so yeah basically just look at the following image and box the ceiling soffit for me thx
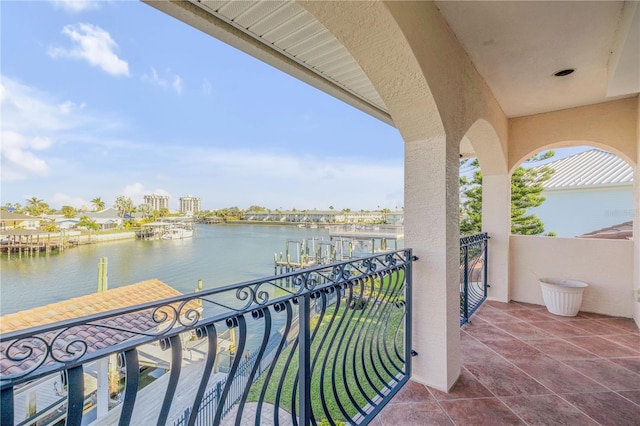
[193,0,388,115]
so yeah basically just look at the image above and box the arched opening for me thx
[511,145,634,239]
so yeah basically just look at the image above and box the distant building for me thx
[0,211,41,230]
[529,149,634,237]
[179,195,200,215]
[144,194,169,211]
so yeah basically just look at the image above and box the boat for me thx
[161,226,193,240]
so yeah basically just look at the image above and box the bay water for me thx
[0,224,328,316]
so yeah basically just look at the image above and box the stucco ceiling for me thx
[435,0,640,117]
[148,1,639,122]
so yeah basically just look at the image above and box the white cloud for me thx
[141,67,183,95]
[51,0,102,13]
[0,131,50,180]
[59,100,86,115]
[0,76,119,182]
[48,23,129,76]
[52,193,89,209]
[173,75,183,95]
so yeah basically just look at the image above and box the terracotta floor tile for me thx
[460,335,500,365]
[618,390,640,406]
[473,308,522,323]
[439,398,525,425]
[602,333,640,352]
[565,336,639,357]
[501,394,599,426]
[503,309,557,323]
[609,357,640,375]
[482,339,551,362]
[378,402,452,426]
[526,338,599,361]
[514,360,606,393]
[562,391,640,426]
[375,303,639,425]
[492,321,553,340]
[428,367,493,400]
[564,359,640,391]
[463,324,516,343]
[465,360,550,396]
[596,318,640,334]
[564,319,631,336]
[386,380,433,404]
[529,320,591,338]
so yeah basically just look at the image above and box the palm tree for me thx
[25,197,45,216]
[91,197,106,212]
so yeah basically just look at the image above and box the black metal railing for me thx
[1,249,413,426]
[460,233,489,325]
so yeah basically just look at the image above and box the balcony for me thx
[2,233,639,425]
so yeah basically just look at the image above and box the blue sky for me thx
[1,0,405,211]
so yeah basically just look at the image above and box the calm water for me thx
[0,224,328,316]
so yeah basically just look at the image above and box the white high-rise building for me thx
[144,194,169,211]
[180,195,200,215]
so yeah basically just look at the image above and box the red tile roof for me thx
[0,279,201,377]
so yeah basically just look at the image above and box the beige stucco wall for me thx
[508,97,638,171]
[510,235,634,318]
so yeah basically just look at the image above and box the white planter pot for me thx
[539,278,588,317]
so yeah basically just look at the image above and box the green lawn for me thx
[246,271,407,423]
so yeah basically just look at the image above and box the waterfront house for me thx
[2,2,639,425]
[0,211,41,230]
[85,208,124,230]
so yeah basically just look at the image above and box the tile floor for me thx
[375,301,640,425]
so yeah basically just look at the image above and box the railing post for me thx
[406,250,414,377]
[463,245,470,323]
[1,386,14,426]
[298,293,311,425]
[483,234,489,297]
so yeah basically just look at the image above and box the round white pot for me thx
[539,278,588,317]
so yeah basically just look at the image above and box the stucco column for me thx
[482,174,511,302]
[405,136,460,392]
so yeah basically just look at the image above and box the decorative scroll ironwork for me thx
[1,249,412,426]
[460,232,490,324]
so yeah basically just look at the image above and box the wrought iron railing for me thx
[460,233,489,325]
[1,249,413,426]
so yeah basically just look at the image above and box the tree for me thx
[247,205,266,212]
[138,203,152,218]
[113,195,134,218]
[77,215,100,231]
[460,151,555,235]
[61,206,76,218]
[42,218,59,232]
[91,197,106,212]
[25,197,48,216]
[329,205,334,210]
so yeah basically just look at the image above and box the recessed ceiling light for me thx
[554,68,575,77]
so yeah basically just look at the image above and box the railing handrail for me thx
[1,250,407,344]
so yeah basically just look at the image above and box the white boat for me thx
[161,226,193,240]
